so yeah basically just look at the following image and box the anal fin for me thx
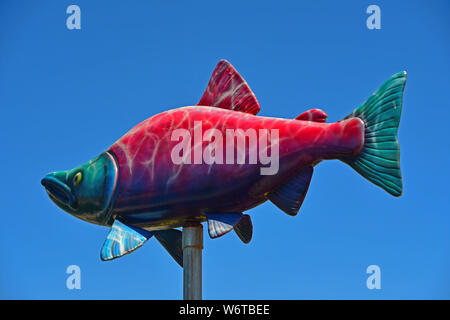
[267,166,313,216]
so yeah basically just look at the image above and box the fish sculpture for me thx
[41,60,406,266]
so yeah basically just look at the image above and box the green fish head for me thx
[41,152,118,225]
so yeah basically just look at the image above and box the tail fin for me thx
[342,71,407,196]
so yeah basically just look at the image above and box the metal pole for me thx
[182,222,203,300]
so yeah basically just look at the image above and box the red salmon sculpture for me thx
[41,60,406,265]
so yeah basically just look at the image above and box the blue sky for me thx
[1,0,449,299]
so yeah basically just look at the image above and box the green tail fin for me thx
[342,71,407,196]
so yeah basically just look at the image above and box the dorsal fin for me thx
[296,109,328,122]
[267,166,314,216]
[197,60,260,115]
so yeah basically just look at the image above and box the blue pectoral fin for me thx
[206,212,242,239]
[154,229,183,267]
[234,214,253,244]
[267,166,313,216]
[101,219,154,261]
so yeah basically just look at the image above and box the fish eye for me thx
[73,172,83,187]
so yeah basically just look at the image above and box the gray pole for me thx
[182,222,203,300]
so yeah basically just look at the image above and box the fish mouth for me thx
[41,174,77,209]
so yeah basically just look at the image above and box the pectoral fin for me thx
[154,229,183,267]
[267,166,314,216]
[100,219,154,261]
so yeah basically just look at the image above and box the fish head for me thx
[41,152,118,225]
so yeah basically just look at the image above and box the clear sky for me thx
[1,0,449,299]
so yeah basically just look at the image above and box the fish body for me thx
[41,60,406,264]
[108,106,364,229]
